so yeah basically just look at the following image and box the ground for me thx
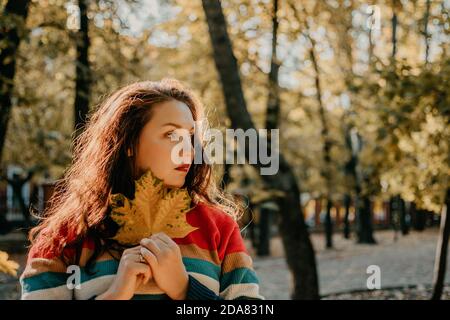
[1,228,449,299]
[249,228,450,299]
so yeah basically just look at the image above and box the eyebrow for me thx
[161,122,195,130]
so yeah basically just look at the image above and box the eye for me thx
[166,131,178,140]
[166,130,195,144]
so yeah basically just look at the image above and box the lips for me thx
[175,164,190,172]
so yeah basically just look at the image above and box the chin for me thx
[164,178,185,189]
[162,169,190,188]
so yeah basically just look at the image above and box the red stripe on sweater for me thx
[173,202,247,260]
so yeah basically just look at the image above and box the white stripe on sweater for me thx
[220,283,264,300]
[21,284,73,300]
[188,271,220,295]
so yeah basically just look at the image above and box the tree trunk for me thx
[74,0,92,134]
[351,132,376,244]
[324,198,333,248]
[368,6,375,66]
[431,188,450,300]
[391,0,398,61]
[264,0,280,134]
[257,203,272,256]
[14,186,31,227]
[307,23,334,249]
[412,203,427,231]
[357,196,376,244]
[334,7,359,242]
[391,195,409,235]
[343,126,362,242]
[201,0,319,299]
[399,196,409,235]
[423,0,431,65]
[256,0,279,257]
[343,194,351,239]
[389,196,399,241]
[0,0,31,162]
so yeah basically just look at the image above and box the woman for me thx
[20,79,263,300]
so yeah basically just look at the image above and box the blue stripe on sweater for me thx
[182,257,220,280]
[219,268,259,292]
[21,272,69,292]
[21,258,222,293]
[21,260,119,292]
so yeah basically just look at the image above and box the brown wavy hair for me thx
[28,78,243,268]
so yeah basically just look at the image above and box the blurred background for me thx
[0,0,449,300]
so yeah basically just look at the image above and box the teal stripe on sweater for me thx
[182,257,221,280]
[21,260,119,293]
[22,258,220,293]
[84,258,220,282]
[79,260,119,283]
[21,272,69,293]
[219,268,259,292]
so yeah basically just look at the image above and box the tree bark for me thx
[356,196,376,244]
[310,43,333,248]
[351,131,376,244]
[74,0,92,135]
[264,0,280,134]
[391,0,398,61]
[423,0,431,65]
[0,0,31,162]
[303,7,334,249]
[412,203,427,231]
[343,194,351,239]
[399,196,409,235]
[390,195,409,236]
[201,0,319,299]
[324,198,333,248]
[257,204,272,256]
[334,1,378,244]
[389,196,399,241]
[431,188,450,300]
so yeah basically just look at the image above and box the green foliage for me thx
[355,58,449,212]
[1,0,448,212]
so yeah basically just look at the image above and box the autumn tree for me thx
[0,0,31,162]
[201,0,319,299]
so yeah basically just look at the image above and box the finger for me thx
[156,233,180,252]
[154,232,174,247]
[133,252,152,267]
[136,274,143,286]
[140,246,158,268]
[140,238,162,255]
[134,262,152,282]
[142,266,152,284]
[138,264,152,285]
[123,245,142,256]
[125,252,143,264]
[152,237,170,250]
[127,245,142,252]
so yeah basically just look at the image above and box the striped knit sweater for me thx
[20,202,264,300]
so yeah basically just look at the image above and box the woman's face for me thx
[135,99,195,188]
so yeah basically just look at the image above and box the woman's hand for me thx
[96,246,152,300]
[140,232,189,300]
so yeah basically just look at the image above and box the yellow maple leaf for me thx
[109,169,198,245]
[0,251,19,277]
